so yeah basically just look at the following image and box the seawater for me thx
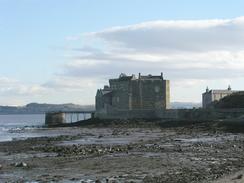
[0,113,90,142]
[0,114,45,142]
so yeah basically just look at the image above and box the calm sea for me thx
[0,114,45,142]
[0,113,90,142]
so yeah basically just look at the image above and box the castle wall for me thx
[110,79,130,110]
[95,108,244,120]
[164,80,170,109]
[202,92,212,108]
[95,91,112,111]
[129,79,170,110]
[95,93,103,111]
[95,107,179,119]
[133,79,160,109]
[95,73,171,119]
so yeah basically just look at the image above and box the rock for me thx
[95,179,102,183]
[70,177,79,181]
[15,162,28,167]
[107,178,117,183]
[143,175,154,182]
[233,174,243,180]
[98,135,103,138]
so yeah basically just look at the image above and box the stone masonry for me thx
[95,73,170,119]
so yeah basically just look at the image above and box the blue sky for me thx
[1,0,244,105]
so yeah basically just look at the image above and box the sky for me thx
[1,0,244,106]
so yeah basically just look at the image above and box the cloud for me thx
[62,17,244,79]
[41,76,101,105]
[0,77,48,96]
[42,76,101,91]
[62,50,244,81]
[4,17,244,105]
[87,17,244,53]
[61,17,244,102]
[0,77,51,105]
[0,76,98,105]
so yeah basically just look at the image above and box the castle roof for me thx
[96,89,112,96]
[211,90,233,94]
[101,90,112,95]
[109,74,164,82]
[140,75,163,80]
[204,89,239,94]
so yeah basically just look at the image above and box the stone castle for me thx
[45,74,244,125]
[95,73,170,119]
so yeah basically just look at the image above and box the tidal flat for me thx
[1,121,244,183]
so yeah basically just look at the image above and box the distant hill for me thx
[170,102,201,109]
[0,102,202,114]
[0,103,95,114]
[214,92,244,108]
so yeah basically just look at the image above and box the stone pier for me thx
[45,112,66,126]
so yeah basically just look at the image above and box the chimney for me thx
[139,73,141,79]
[228,85,231,91]
[161,72,163,78]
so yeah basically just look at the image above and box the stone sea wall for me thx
[95,108,244,120]
[45,108,244,126]
[45,112,66,126]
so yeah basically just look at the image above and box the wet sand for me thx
[1,121,244,182]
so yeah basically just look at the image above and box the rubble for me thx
[1,122,244,182]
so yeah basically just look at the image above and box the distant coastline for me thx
[0,103,95,115]
[0,102,200,115]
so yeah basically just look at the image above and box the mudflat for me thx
[1,121,244,183]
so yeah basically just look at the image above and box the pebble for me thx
[107,177,117,183]
[98,135,103,138]
[95,179,102,183]
[233,174,243,180]
[14,162,28,167]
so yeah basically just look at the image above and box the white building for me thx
[202,86,238,108]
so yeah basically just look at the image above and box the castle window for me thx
[154,86,160,93]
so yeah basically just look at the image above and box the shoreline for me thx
[1,120,244,182]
